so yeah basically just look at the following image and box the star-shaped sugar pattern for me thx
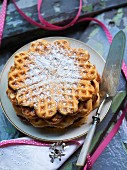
[15,41,94,117]
[17,43,81,103]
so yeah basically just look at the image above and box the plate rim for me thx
[0,36,111,142]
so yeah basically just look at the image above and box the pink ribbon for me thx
[0,139,50,147]
[122,61,127,80]
[0,138,81,147]
[12,0,82,31]
[0,1,127,169]
[0,0,7,46]
[84,103,127,170]
[37,0,82,30]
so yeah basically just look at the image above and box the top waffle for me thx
[7,39,100,126]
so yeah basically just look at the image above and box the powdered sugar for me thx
[18,41,82,106]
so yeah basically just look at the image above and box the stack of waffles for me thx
[7,39,101,128]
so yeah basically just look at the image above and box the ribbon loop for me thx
[37,0,82,30]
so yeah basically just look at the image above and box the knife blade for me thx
[101,30,126,97]
[76,30,126,167]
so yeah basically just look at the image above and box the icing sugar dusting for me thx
[17,42,82,106]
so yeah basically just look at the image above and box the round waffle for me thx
[7,39,101,128]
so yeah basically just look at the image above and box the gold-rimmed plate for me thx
[0,37,112,142]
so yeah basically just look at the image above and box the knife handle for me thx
[76,96,107,167]
[76,122,97,166]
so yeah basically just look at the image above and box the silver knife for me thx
[76,30,126,166]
